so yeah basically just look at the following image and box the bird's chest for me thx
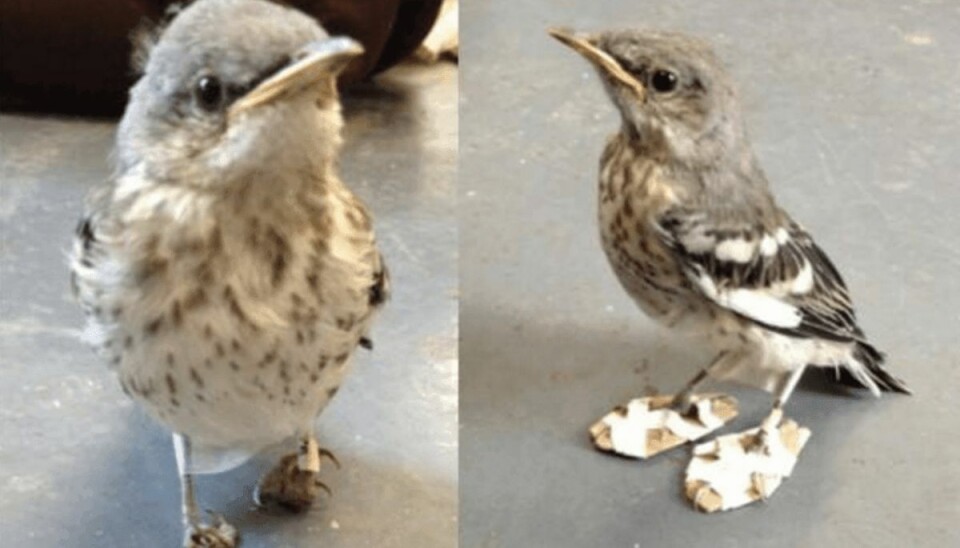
[597,147,692,321]
[104,192,378,435]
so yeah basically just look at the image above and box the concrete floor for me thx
[0,62,457,547]
[461,1,959,547]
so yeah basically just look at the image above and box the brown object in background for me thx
[301,0,443,81]
[0,0,442,116]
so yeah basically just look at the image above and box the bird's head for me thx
[117,0,363,189]
[549,28,747,166]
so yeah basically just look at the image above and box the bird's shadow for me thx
[343,79,409,106]
[340,67,422,137]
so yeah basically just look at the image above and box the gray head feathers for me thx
[590,29,750,169]
[116,0,343,188]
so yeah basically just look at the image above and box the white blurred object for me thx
[589,394,738,459]
[416,0,458,62]
[685,418,811,512]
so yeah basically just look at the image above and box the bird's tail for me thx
[829,342,911,395]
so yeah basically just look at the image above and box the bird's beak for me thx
[229,36,363,117]
[548,27,646,100]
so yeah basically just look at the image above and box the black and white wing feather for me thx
[656,207,909,393]
[69,184,123,350]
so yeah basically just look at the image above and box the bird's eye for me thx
[650,70,678,94]
[195,75,224,111]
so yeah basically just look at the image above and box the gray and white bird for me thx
[70,1,388,545]
[549,28,908,447]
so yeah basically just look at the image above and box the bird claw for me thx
[184,512,237,548]
[314,479,333,497]
[255,444,340,513]
[318,447,341,469]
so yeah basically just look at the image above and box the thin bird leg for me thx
[173,434,201,532]
[761,366,806,431]
[173,433,237,546]
[672,350,730,412]
[297,434,320,474]
[301,432,344,497]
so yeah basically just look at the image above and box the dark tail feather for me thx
[829,342,911,394]
[857,342,911,394]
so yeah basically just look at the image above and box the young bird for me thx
[70,1,389,545]
[549,28,908,443]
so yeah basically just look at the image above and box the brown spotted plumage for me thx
[69,1,387,545]
[551,27,908,468]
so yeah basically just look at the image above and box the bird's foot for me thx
[684,416,810,513]
[589,393,738,459]
[747,408,785,453]
[254,447,339,513]
[183,512,237,548]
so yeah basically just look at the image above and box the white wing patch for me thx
[714,238,755,263]
[679,228,716,254]
[774,227,790,244]
[759,234,778,256]
[789,260,814,295]
[693,269,803,329]
[723,289,803,328]
[763,259,815,297]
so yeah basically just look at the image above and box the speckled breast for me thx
[597,135,699,326]
[99,189,380,452]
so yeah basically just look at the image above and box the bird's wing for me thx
[369,253,390,308]
[70,215,100,297]
[69,185,117,304]
[358,252,389,351]
[655,207,864,342]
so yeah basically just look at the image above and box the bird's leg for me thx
[671,351,730,414]
[684,366,812,511]
[255,432,338,513]
[175,434,201,533]
[766,366,805,427]
[297,435,321,474]
[751,366,806,451]
[173,434,237,548]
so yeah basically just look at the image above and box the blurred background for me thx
[0,0,457,115]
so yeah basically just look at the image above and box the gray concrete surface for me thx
[461,1,959,546]
[0,62,457,547]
